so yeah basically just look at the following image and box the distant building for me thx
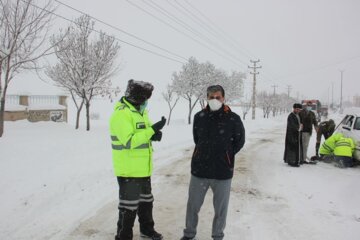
[4,95,68,122]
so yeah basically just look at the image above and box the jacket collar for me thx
[118,97,145,114]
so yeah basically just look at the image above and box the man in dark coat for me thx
[284,103,303,167]
[299,102,318,162]
[180,85,245,240]
[315,119,335,156]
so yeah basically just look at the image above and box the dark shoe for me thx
[288,163,300,167]
[310,155,319,161]
[180,237,196,240]
[140,230,163,240]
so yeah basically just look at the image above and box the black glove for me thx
[152,116,166,132]
[151,131,162,141]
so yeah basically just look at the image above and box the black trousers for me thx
[115,177,155,240]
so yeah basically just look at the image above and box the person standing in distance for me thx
[110,79,166,240]
[299,101,318,163]
[283,103,303,167]
[180,85,245,240]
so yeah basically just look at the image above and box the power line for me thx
[54,0,188,62]
[144,0,248,67]
[175,0,290,89]
[124,0,244,68]
[182,0,256,60]
[163,0,249,67]
[279,55,360,80]
[22,0,186,64]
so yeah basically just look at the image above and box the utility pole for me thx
[331,81,334,108]
[339,70,344,111]
[271,85,278,96]
[248,59,261,120]
[286,85,292,98]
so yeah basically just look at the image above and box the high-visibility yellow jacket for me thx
[334,137,355,157]
[109,97,155,177]
[319,133,343,155]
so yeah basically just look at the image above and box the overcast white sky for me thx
[10,0,360,105]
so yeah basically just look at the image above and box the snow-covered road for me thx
[67,124,360,240]
[2,109,360,240]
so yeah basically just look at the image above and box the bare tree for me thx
[172,57,202,124]
[162,84,179,125]
[257,91,272,118]
[241,101,251,120]
[196,61,213,108]
[0,0,55,137]
[46,15,120,130]
[225,71,245,103]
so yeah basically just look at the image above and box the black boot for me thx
[138,202,163,240]
[140,231,163,240]
[115,208,137,240]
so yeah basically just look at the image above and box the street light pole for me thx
[340,70,344,111]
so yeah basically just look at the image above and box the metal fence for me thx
[29,95,59,105]
[5,95,20,105]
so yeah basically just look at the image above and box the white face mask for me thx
[208,99,223,111]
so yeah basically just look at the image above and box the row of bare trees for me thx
[257,91,296,118]
[163,57,245,125]
[0,0,119,136]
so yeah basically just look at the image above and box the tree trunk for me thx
[188,98,192,125]
[85,100,90,131]
[199,99,205,109]
[75,99,84,129]
[0,84,8,137]
[166,97,179,126]
[0,97,5,137]
[167,109,173,126]
[75,108,81,129]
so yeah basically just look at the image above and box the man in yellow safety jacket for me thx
[110,79,166,240]
[333,136,355,168]
[318,133,355,167]
[319,133,343,156]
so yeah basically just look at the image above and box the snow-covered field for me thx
[1,100,360,240]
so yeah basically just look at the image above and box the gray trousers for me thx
[183,175,232,240]
[302,132,311,160]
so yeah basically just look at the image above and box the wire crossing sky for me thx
[10,0,360,104]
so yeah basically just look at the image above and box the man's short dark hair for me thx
[293,103,302,109]
[207,85,225,97]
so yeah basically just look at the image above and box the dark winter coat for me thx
[191,105,245,180]
[316,120,335,142]
[299,109,318,134]
[284,112,303,166]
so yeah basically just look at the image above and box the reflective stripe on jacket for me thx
[109,97,155,177]
[334,137,355,157]
[319,133,343,155]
